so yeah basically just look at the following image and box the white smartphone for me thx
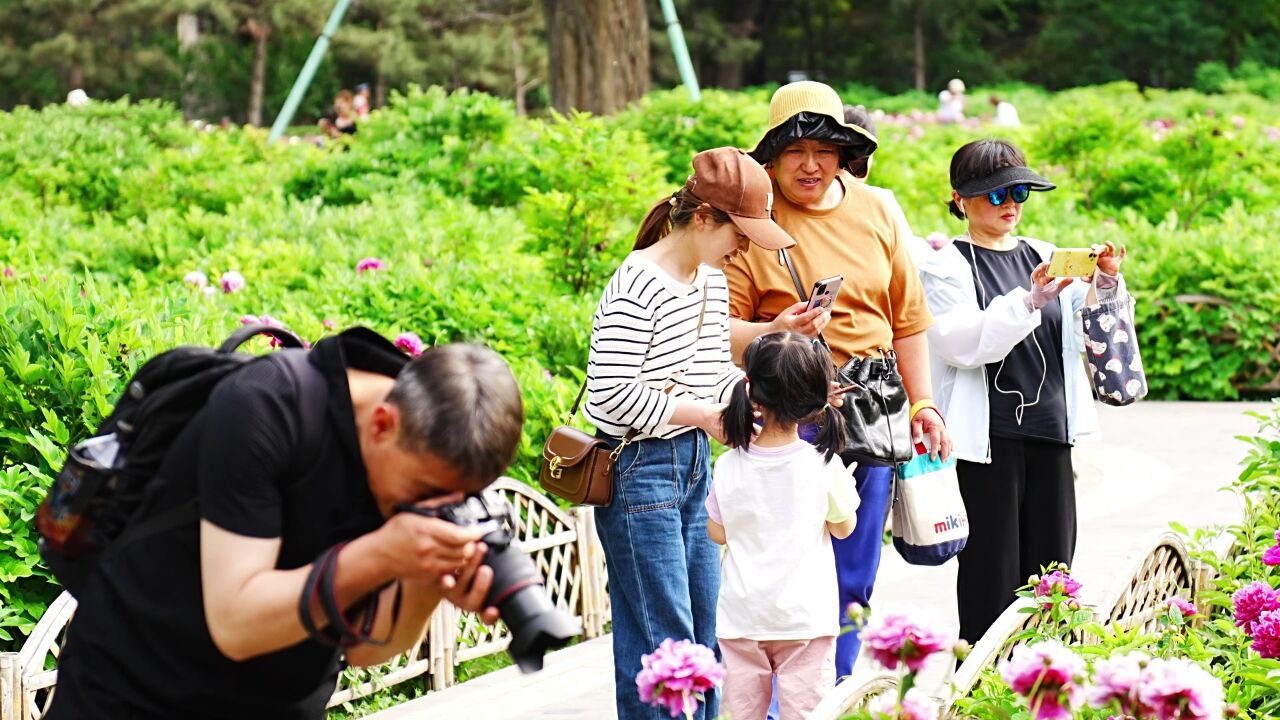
[806,275,843,312]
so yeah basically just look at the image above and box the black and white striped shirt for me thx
[586,254,743,440]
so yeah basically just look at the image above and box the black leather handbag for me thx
[780,248,913,466]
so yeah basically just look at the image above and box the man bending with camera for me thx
[47,327,523,720]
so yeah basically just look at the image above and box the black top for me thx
[954,240,1068,445]
[49,329,408,720]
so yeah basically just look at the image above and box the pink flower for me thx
[4,266,16,278]
[925,232,950,250]
[998,640,1085,720]
[635,639,724,718]
[1274,528,1280,543]
[1267,127,1280,142]
[860,612,953,672]
[1135,657,1224,720]
[239,314,287,347]
[356,257,386,273]
[1232,581,1280,632]
[322,319,337,330]
[1168,597,1198,618]
[1088,651,1148,715]
[1035,570,1082,609]
[219,271,246,294]
[1231,115,1246,129]
[1263,545,1280,566]
[394,332,425,358]
[183,270,208,288]
[1251,608,1280,659]
[867,688,937,720]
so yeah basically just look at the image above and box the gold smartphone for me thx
[1047,248,1099,278]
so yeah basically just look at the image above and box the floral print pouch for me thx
[1083,295,1148,406]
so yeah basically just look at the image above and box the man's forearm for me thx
[202,522,398,661]
[346,579,443,666]
[892,330,934,404]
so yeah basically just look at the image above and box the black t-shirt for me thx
[49,329,407,720]
[954,240,1068,444]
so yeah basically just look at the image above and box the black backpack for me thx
[36,324,324,597]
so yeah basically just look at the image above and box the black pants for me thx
[955,436,1076,644]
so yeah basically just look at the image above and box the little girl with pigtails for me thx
[705,331,861,720]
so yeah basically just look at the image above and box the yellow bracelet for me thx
[909,399,938,422]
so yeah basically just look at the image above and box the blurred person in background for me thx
[990,95,1021,127]
[937,78,967,123]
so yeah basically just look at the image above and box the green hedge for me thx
[2,83,1279,654]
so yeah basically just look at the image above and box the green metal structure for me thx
[269,0,699,141]
[657,0,701,100]
[267,0,355,143]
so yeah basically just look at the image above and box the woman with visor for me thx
[915,139,1128,644]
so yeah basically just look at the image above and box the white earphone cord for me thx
[963,225,1047,427]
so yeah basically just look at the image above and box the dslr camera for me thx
[397,493,578,673]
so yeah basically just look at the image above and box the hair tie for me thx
[668,191,679,207]
[823,403,831,413]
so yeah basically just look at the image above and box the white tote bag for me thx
[891,450,969,566]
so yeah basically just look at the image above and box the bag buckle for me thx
[609,439,630,462]
[548,455,563,479]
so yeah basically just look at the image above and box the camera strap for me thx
[298,542,387,648]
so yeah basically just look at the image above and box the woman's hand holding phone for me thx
[770,301,829,338]
[1091,240,1126,276]
[1025,263,1073,312]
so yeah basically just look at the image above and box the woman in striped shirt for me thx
[587,148,797,720]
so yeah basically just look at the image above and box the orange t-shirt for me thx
[725,174,933,365]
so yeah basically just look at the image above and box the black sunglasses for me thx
[985,184,1032,206]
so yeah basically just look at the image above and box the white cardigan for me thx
[916,238,1124,463]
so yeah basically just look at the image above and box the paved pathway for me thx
[370,402,1267,720]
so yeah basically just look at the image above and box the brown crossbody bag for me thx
[540,284,707,506]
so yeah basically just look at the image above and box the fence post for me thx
[0,652,20,720]
[572,507,600,638]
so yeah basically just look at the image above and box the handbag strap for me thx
[778,247,834,355]
[777,248,895,362]
[567,279,710,439]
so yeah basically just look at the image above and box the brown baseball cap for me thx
[688,147,796,250]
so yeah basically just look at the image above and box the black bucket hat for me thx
[749,82,878,166]
[953,165,1056,198]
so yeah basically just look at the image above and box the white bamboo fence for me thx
[811,530,1221,720]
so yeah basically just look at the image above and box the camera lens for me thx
[481,530,578,673]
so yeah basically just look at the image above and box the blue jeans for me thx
[595,431,720,720]
[833,459,894,680]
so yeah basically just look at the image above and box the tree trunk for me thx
[177,13,200,119]
[541,0,649,114]
[246,19,271,127]
[513,30,527,116]
[715,7,765,90]
[913,0,926,92]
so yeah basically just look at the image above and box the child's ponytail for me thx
[813,402,847,461]
[721,377,756,451]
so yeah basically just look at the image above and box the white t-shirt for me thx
[706,441,859,640]
[995,101,1021,127]
[937,90,965,123]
